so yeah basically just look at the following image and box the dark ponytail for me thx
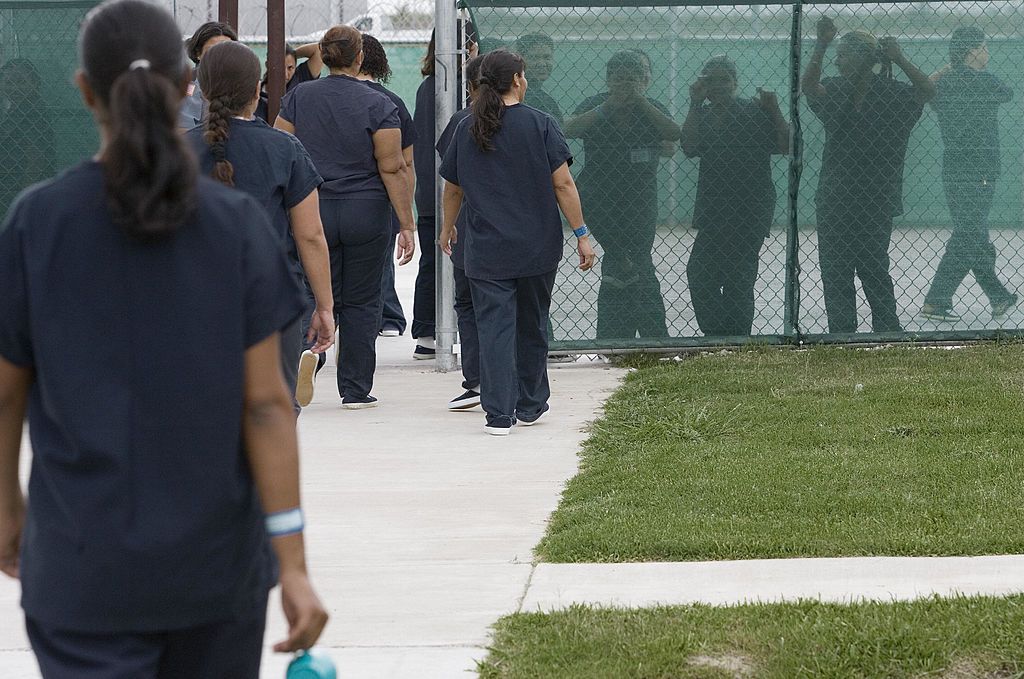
[197,41,262,187]
[471,50,524,152]
[80,0,197,243]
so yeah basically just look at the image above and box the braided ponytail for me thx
[196,41,262,187]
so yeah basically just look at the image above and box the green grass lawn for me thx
[478,596,1024,678]
[538,345,1024,562]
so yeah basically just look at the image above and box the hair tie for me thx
[478,75,492,86]
[129,59,151,71]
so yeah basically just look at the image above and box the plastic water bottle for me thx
[286,648,337,679]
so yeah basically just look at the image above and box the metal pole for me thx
[266,0,286,123]
[434,0,458,372]
[784,1,803,339]
[217,0,238,31]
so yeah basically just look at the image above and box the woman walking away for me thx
[439,50,597,435]
[189,40,335,410]
[0,1,328,676]
[921,27,1017,323]
[802,17,934,334]
[355,33,417,338]
[681,55,789,337]
[276,26,415,409]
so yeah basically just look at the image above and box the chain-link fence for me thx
[461,0,1024,349]
[0,0,99,218]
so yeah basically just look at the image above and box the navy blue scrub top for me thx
[437,107,471,269]
[0,162,304,633]
[186,117,323,285]
[439,104,572,281]
[279,74,400,200]
[413,75,438,217]
[365,80,417,234]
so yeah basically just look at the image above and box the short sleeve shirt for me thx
[0,162,304,632]
[439,104,572,280]
[573,93,671,215]
[279,74,400,199]
[437,108,472,269]
[807,74,924,215]
[691,98,778,232]
[187,118,322,284]
[525,86,564,128]
[932,66,1014,181]
[178,78,204,130]
[366,81,417,150]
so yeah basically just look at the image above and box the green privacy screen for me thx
[460,0,1024,349]
[0,0,100,217]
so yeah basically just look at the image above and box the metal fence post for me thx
[434,0,459,372]
[784,0,804,340]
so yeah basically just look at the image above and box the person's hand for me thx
[931,63,952,82]
[577,237,597,272]
[396,229,416,266]
[440,224,457,256]
[306,308,335,355]
[273,570,329,653]
[0,493,25,579]
[689,77,708,104]
[880,37,902,63]
[467,40,479,59]
[755,88,780,112]
[816,17,837,46]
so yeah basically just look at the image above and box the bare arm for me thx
[440,181,463,256]
[551,162,596,271]
[373,128,416,265]
[755,89,791,155]
[288,190,335,354]
[637,97,681,141]
[802,18,836,99]
[0,357,30,579]
[274,117,296,135]
[563,104,602,138]
[243,333,328,652]
[883,38,936,104]
[295,42,324,78]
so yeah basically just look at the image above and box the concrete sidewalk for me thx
[0,256,626,678]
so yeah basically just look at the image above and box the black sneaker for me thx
[448,389,481,411]
[992,294,1019,320]
[920,303,960,322]
[413,345,436,360]
[484,422,512,436]
[342,395,378,410]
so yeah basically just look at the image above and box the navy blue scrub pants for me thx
[280,316,303,413]
[687,224,767,337]
[321,198,391,400]
[379,227,408,333]
[412,214,436,339]
[469,270,556,427]
[454,265,479,390]
[817,201,902,334]
[589,202,668,340]
[26,598,267,679]
[925,179,1012,309]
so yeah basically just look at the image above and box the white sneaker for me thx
[296,350,319,407]
[379,328,401,337]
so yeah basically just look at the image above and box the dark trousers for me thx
[454,265,479,390]
[590,209,668,340]
[470,271,556,427]
[280,316,303,413]
[817,203,902,334]
[412,214,436,339]
[687,227,766,337]
[925,180,1011,308]
[321,198,391,399]
[379,229,407,333]
[26,599,267,679]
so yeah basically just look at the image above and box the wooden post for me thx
[217,0,237,31]
[266,0,285,123]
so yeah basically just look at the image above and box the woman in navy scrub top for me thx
[276,25,416,409]
[355,33,417,338]
[439,50,597,435]
[0,1,328,676]
[188,41,335,409]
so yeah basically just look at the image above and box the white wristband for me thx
[266,508,305,537]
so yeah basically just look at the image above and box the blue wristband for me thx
[266,508,305,538]
[573,224,590,238]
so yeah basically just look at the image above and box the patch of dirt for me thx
[935,658,1017,679]
[686,654,756,678]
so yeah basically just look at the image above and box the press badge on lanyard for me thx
[630,147,654,164]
